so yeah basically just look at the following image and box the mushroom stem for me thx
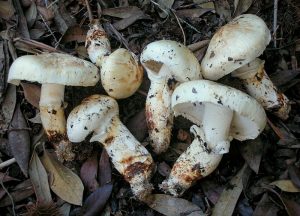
[232,58,290,120]
[160,125,222,197]
[39,83,74,161]
[91,116,154,201]
[202,102,233,154]
[145,66,175,154]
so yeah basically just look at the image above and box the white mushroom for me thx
[100,48,143,99]
[201,14,290,120]
[8,53,99,161]
[67,95,154,201]
[140,40,202,154]
[160,80,266,196]
[86,21,143,99]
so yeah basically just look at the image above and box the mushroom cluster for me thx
[86,20,143,99]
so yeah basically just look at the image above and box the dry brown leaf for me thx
[0,0,15,19]
[212,164,248,216]
[40,150,84,205]
[8,103,30,177]
[37,6,54,21]
[156,0,174,18]
[253,193,280,216]
[0,172,19,182]
[99,149,111,186]
[126,109,147,142]
[270,180,300,193]
[214,0,231,21]
[102,6,142,18]
[175,8,212,18]
[0,85,16,133]
[113,10,146,31]
[21,82,41,108]
[29,151,52,203]
[233,0,253,17]
[30,28,46,40]
[148,194,205,216]
[62,26,87,43]
[288,165,300,188]
[52,2,76,35]
[80,152,99,192]
[25,2,37,28]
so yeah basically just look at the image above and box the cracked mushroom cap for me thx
[101,48,143,99]
[140,40,201,81]
[8,53,99,86]
[67,95,119,143]
[201,14,271,80]
[172,80,267,141]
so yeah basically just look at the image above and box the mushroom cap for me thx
[171,80,267,141]
[101,48,143,99]
[67,95,119,143]
[140,40,201,82]
[201,14,271,80]
[8,53,99,86]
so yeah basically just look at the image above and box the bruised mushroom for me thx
[140,40,201,154]
[8,53,99,161]
[86,20,143,99]
[160,80,266,196]
[67,95,154,201]
[201,14,290,120]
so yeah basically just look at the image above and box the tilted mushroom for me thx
[140,40,202,154]
[86,20,143,99]
[160,80,266,196]
[8,53,99,161]
[67,95,154,201]
[201,14,290,120]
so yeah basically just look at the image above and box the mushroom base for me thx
[160,127,222,197]
[40,84,74,161]
[232,58,291,120]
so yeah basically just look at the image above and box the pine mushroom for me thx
[8,53,99,161]
[86,20,143,99]
[201,14,290,120]
[140,40,202,154]
[67,95,154,201]
[160,80,266,196]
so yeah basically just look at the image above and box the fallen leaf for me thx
[212,164,248,216]
[156,0,174,18]
[148,194,205,216]
[8,103,30,177]
[98,149,111,186]
[102,6,142,18]
[175,8,213,18]
[233,0,253,17]
[0,179,34,207]
[0,84,16,133]
[28,112,42,124]
[113,10,146,30]
[281,197,300,216]
[0,188,5,200]
[81,183,113,216]
[288,165,300,188]
[270,180,300,193]
[29,28,46,40]
[29,151,52,203]
[201,179,224,204]
[52,2,76,35]
[253,193,280,216]
[21,82,41,108]
[25,2,37,28]
[40,150,84,205]
[0,172,19,182]
[37,6,54,21]
[59,203,71,216]
[80,152,99,192]
[214,0,231,21]
[157,162,171,177]
[239,136,264,174]
[0,0,15,19]
[62,26,87,43]
[126,109,148,142]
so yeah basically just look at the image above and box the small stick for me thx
[85,0,93,22]
[137,89,147,97]
[171,10,186,46]
[273,0,279,48]
[188,40,210,52]
[0,158,17,169]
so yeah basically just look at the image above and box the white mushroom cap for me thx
[67,95,119,143]
[201,14,271,80]
[140,40,202,81]
[8,53,99,86]
[101,48,143,99]
[172,80,267,141]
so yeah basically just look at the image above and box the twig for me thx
[0,172,16,216]
[13,37,63,53]
[171,10,186,46]
[40,14,59,45]
[137,90,147,97]
[188,40,210,52]
[273,0,279,48]
[0,158,17,169]
[85,0,93,22]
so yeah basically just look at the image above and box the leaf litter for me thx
[0,0,299,215]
